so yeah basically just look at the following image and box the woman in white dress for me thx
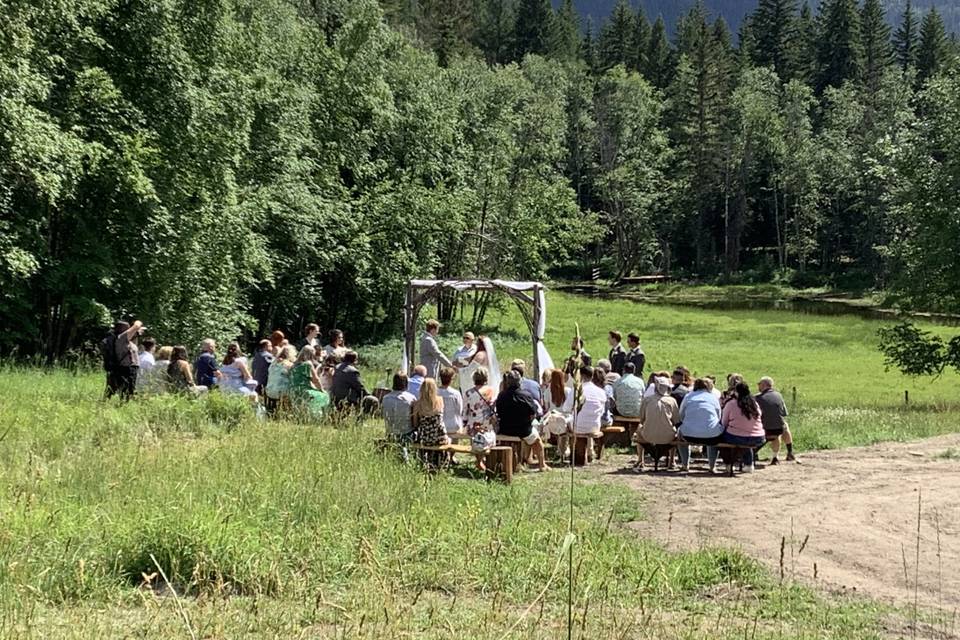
[458,335,501,398]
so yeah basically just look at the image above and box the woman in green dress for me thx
[288,345,330,417]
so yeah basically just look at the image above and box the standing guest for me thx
[496,371,549,471]
[195,339,220,388]
[270,330,286,354]
[756,376,796,464]
[563,337,592,377]
[437,367,464,437]
[419,319,453,379]
[137,338,157,390]
[407,365,427,397]
[607,331,627,375]
[167,346,207,394]
[100,326,121,397]
[677,378,725,473]
[323,329,347,361]
[220,343,257,397]
[544,369,575,459]
[413,378,449,447]
[720,381,766,473]
[251,339,274,395]
[670,366,692,407]
[266,345,297,413]
[574,365,608,463]
[510,359,543,414]
[626,333,646,375]
[289,346,330,416]
[453,332,478,391]
[296,323,320,350]
[635,378,680,471]
[463,367,497,471]
[383,372,417,461]
[113,320,143,401]
[331,350,370,410]
[613,362,645,417]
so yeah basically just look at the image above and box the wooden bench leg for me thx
[485,446,513,484]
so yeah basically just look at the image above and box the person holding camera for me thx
[112,319,144,401]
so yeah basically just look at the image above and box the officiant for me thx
[453,331,478,391]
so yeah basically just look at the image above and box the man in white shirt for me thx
[136,338,156,389]
[383,372,417,462]
[575,365,608,437]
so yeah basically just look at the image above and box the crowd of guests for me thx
[383,326,796,475]
[100,321,378,417]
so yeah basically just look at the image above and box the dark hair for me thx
[693,378,710,392]
[168,345,188,379]
[304,323,319,336]
[609,330,622,342]
[503,369,521,390]
[579,364,594,379]
[258,339,271,351]
[329,329,343,344]
[592,368,606,386]
[624,362,636,374]
[270,330,285,348]
[114,321,130,335]
[222,343,241,366]
[142,338,156,351]
[392,371,408,391]
[673,366,693,386]
[734,382,760,420]
[627,333,639,344]
[439,367,455,386]
[572,337,585,347]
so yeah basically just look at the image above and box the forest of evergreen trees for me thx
[2,0,959,357]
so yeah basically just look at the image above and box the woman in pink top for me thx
[720,382,766,473]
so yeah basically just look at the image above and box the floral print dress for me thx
[463,385,497,453]
[417,410,448,447]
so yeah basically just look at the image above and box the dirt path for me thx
[599,433,960,608]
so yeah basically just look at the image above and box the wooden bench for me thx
[611,415,642,446]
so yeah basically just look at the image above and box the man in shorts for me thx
[755,376,796,464]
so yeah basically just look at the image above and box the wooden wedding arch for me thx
[401,279,555,381]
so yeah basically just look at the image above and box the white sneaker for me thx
[743,464,755,473]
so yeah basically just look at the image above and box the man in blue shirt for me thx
[407,365,427,397]
[195,338,220,388]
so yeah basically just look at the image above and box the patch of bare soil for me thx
[599,434,960,609]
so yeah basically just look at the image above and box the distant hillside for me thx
[558,0,960,38]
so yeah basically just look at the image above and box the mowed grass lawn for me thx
[2,292,959,638]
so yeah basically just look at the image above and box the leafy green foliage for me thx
[877,322,948,376]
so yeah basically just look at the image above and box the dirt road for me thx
[601,434,960,608]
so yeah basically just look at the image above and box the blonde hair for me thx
[416,378,443,417]
[156,346,173,361]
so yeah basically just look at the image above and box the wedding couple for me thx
[419,321,501,393]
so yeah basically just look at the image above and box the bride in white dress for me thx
[458,334,501,396]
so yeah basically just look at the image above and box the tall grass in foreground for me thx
[0,369,900,638]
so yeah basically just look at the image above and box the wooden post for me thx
[485,446,513,484]
[791,386,797,407]
[905,390,909,405]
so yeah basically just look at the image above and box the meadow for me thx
[1,291,958,638]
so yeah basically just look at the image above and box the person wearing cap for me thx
[419,319,452,379]
[510,359,543,415]
[635,377,680,471]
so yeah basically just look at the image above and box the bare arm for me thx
[124,321,143,340]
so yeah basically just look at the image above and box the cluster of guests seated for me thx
[102,320,378,417]
[382,326,796,476]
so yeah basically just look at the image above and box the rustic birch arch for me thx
[401,279,555,381]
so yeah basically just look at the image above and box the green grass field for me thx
[2,291,958,638]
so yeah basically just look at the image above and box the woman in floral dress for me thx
[462,367,497,471]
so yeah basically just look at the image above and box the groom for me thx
[419,319,453,379]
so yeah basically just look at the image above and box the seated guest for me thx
[643,370,671,399]
[413,378,449,447]
[544,368,575,459]
[382,371,417,462]
[613,362,644,417]
[270,330,286,354]
[331,351,375,411]
[635,378,680,471]
[720,381,766,473]
[496,371,549,471]
[324,329,347,361]
[670,366,692,406]
[592,367,615,424]
[289,346,330,417]
[626,333,646,375]
[463,368,497,471]
[220,344,258,397]
[407,365,427,397]
[167,346,208,395]
[251,339,274,395]
[756,376,795,463]
[563,337,592,378]
[510,359,543,415]
[437,367,463,436]
[195,339,220,388]
[297,323,320,350]
[137,338,157,389]
[574,365,608,463]
[705,375,723,400]
[721,373,744,407]
[319,355,337,392]
[607,331,627,375]
[539,367,554,411]
[677,378,724,473]
[265,345,297,413]
[148,346,173,392]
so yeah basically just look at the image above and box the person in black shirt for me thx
[670,366,692,406]
[495,371,549,471]
[563,337,592,378]
[607,331,627,375]
[626,333,645,375]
